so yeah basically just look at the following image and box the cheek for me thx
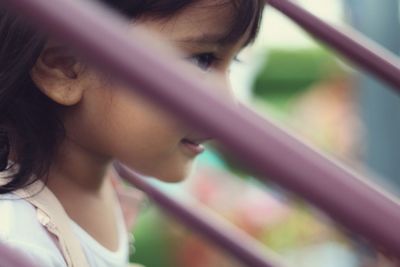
[95,87,188,172]
[110,97,195,180]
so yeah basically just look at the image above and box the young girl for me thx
[0,0,263,266]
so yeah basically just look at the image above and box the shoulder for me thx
[0,193,66,266]
[0,193,45,242]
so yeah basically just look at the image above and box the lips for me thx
[181,137,212,145]
[180,136,212,156]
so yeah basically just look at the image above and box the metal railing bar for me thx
[265,0,400,92]
[0,241,41,267]
[114,162,289,267]
[1,0,400,258]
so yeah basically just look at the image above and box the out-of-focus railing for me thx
[266,0,400,92]
[0,240,43,267]
[114,163,288,267]
[0,0,399,266]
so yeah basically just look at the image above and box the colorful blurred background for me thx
[129,1,400,266]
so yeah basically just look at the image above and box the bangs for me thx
[100,0,264,46]
[218,0,264,46]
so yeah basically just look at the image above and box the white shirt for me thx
[0,192,130,267]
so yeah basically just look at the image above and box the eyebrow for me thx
[178,32,235,46]
[177,30,253,50]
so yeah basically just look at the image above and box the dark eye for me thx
[189,53,219,71]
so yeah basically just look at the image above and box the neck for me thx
[45,138,112,196]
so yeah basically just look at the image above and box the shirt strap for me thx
[12,180,90,267]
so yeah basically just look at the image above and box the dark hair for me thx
[0,0,264,193]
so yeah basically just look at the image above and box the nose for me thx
[207,71,237,104]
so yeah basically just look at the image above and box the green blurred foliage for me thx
[253,48,344,110]
[131,208,176,267]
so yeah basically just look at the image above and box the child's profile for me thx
[0,1,264,266]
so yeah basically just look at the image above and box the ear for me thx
[30,41,85,106]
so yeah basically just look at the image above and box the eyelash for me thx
[189,53,220,71]
[188,53,243,71]
[233,56,242,64]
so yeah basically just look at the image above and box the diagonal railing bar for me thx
[265,0,400,92]
[114,162,288,267]
[1,0,400,259]
[0,241,42,267]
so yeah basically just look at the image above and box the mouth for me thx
[180,137,212,156]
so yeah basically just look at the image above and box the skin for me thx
[30,1,254,252]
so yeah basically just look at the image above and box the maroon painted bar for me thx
[265,0,400,92]
[1,0,400,260]
[114,162,287,267]
[0,241,41,267]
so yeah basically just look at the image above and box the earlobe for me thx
[30,43,85,106]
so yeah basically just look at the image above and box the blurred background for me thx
[129,1,400,266]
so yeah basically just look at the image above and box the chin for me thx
[120,157,195,183]
[150,163,195,183]
[152,170,190,183]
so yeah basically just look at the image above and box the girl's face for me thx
[51,1,254,182]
